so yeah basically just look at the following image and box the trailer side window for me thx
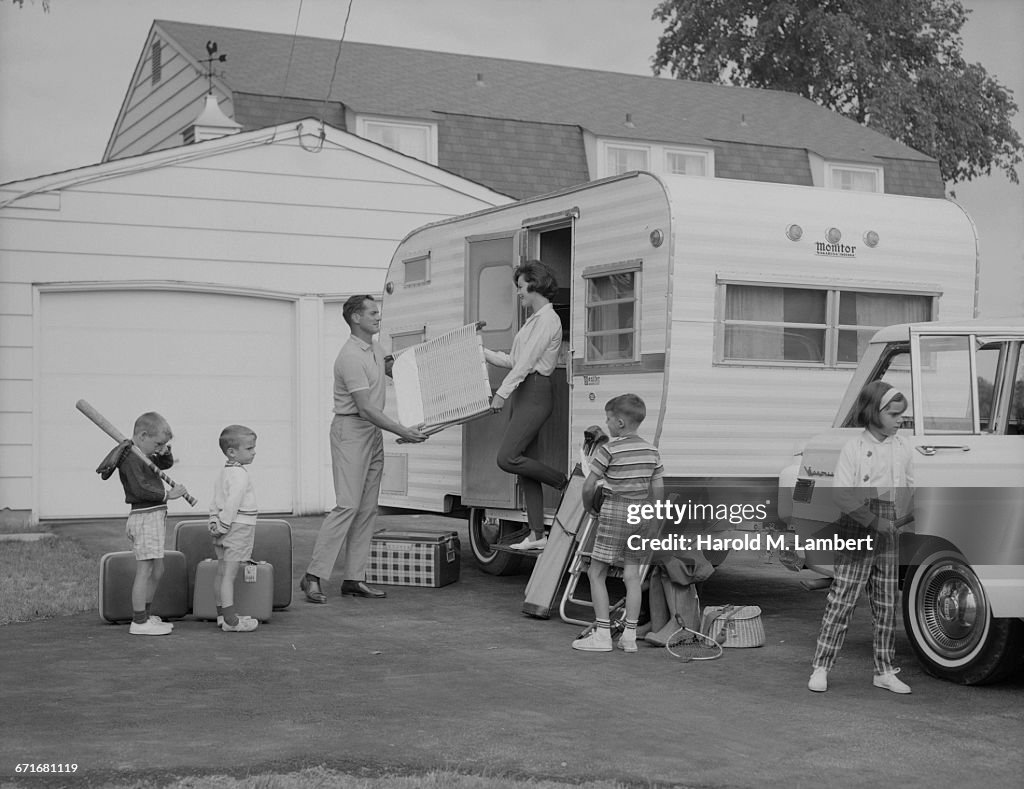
[403,254,430,286]
[582,262,641,364]
[722,285,827,363]
[717,282,934,367]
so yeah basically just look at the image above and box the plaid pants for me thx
[812,500,898,675]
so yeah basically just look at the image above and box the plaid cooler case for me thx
[367,529,461,587]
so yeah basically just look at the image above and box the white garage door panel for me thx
[39,290,295,519]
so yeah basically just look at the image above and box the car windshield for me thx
[838,344,914,428]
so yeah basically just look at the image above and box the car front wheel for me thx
[902,548,1024,685]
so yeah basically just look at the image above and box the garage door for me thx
[38,289,295,519]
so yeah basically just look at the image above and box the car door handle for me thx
[916,445,972,456]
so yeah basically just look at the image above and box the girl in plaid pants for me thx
[808,381,914,694]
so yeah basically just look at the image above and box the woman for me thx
[484,260,569,550]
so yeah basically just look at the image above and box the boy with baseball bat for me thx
[100,411,190,635]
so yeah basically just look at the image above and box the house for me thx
[105,20,945,200]
[0,120,509,523]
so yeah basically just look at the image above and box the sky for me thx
[1,0,1021,316]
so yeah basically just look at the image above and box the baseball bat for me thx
[75,399,197,507]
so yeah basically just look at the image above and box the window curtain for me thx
[724,286,784,360]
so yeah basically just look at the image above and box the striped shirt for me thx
[590,434,664,500]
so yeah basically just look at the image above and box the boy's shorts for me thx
[126,509,167,560]
[212,522,255,563]
[591,495,658,565]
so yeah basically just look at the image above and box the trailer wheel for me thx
[468,508,527,576]
[902,548,1024,685]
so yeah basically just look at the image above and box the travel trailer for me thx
[377,172,979,576]
[777,317,1024,684]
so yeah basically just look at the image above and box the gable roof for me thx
[1,119,511,208]
[151,19,932,166]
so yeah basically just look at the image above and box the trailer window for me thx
[583,264,640,363]
[478,265,514,333]
[718,282,933,367]
[722,285,827,363]
[837,291,931,362]
[403,254,430,286]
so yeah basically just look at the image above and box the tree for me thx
[651,0,1022,185]
[8,0,51,10]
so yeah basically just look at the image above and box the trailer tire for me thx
[902,547,1024,685]
[468,508,527,576]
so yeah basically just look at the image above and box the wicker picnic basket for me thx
[701,604,765,648]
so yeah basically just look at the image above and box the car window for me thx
[1007,350,1024,436]
[976,345,1001,432]
[918,335,974,434]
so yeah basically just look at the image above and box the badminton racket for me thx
[664,613,723,662]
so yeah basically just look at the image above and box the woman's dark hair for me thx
[512,260,559,301]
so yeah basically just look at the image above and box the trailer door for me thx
[462,233,518,507]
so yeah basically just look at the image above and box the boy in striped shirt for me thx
[573,394,664,653]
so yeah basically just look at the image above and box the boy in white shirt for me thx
[208,425,259,633]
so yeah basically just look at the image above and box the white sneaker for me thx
[148,615,172,629]
[129,620,173,636]
[873,669,912,694]
[617,636,638,653]
[221,617,259,632]
[808,667,828,692]
[510,535,547,551]
[572,630,613,652]
[216,615,255,627]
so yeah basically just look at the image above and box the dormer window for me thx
[826,162,883,193]
[357,115,438,165]
[665,148,708,176]
[605,143,648,175]
[598,139,713,179]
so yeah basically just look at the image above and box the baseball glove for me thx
[152,447,174,470]
[95,439,133,480]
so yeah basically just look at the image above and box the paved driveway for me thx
[2,513,1022,787]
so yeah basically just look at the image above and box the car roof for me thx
[870,316,1024,344]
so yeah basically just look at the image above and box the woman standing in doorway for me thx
[484,260,569,551]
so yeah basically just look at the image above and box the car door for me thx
[908,331,1024,572]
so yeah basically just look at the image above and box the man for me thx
[300,295,427,603]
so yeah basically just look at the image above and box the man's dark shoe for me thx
[341,580,387,599]
[300,575,327,604]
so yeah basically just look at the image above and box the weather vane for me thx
[201,41,228,94]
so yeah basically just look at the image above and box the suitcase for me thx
[522,466,588,619]
[98,550,189,624]
[192,559,274,622]
[367,530,460,587]
[174,518,293,610]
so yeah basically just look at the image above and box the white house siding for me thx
[105,30,230,161]
[0,124,508,523]
[656,176,979,481]
[37,288,295,519]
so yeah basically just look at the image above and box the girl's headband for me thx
[880,387,905,410]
